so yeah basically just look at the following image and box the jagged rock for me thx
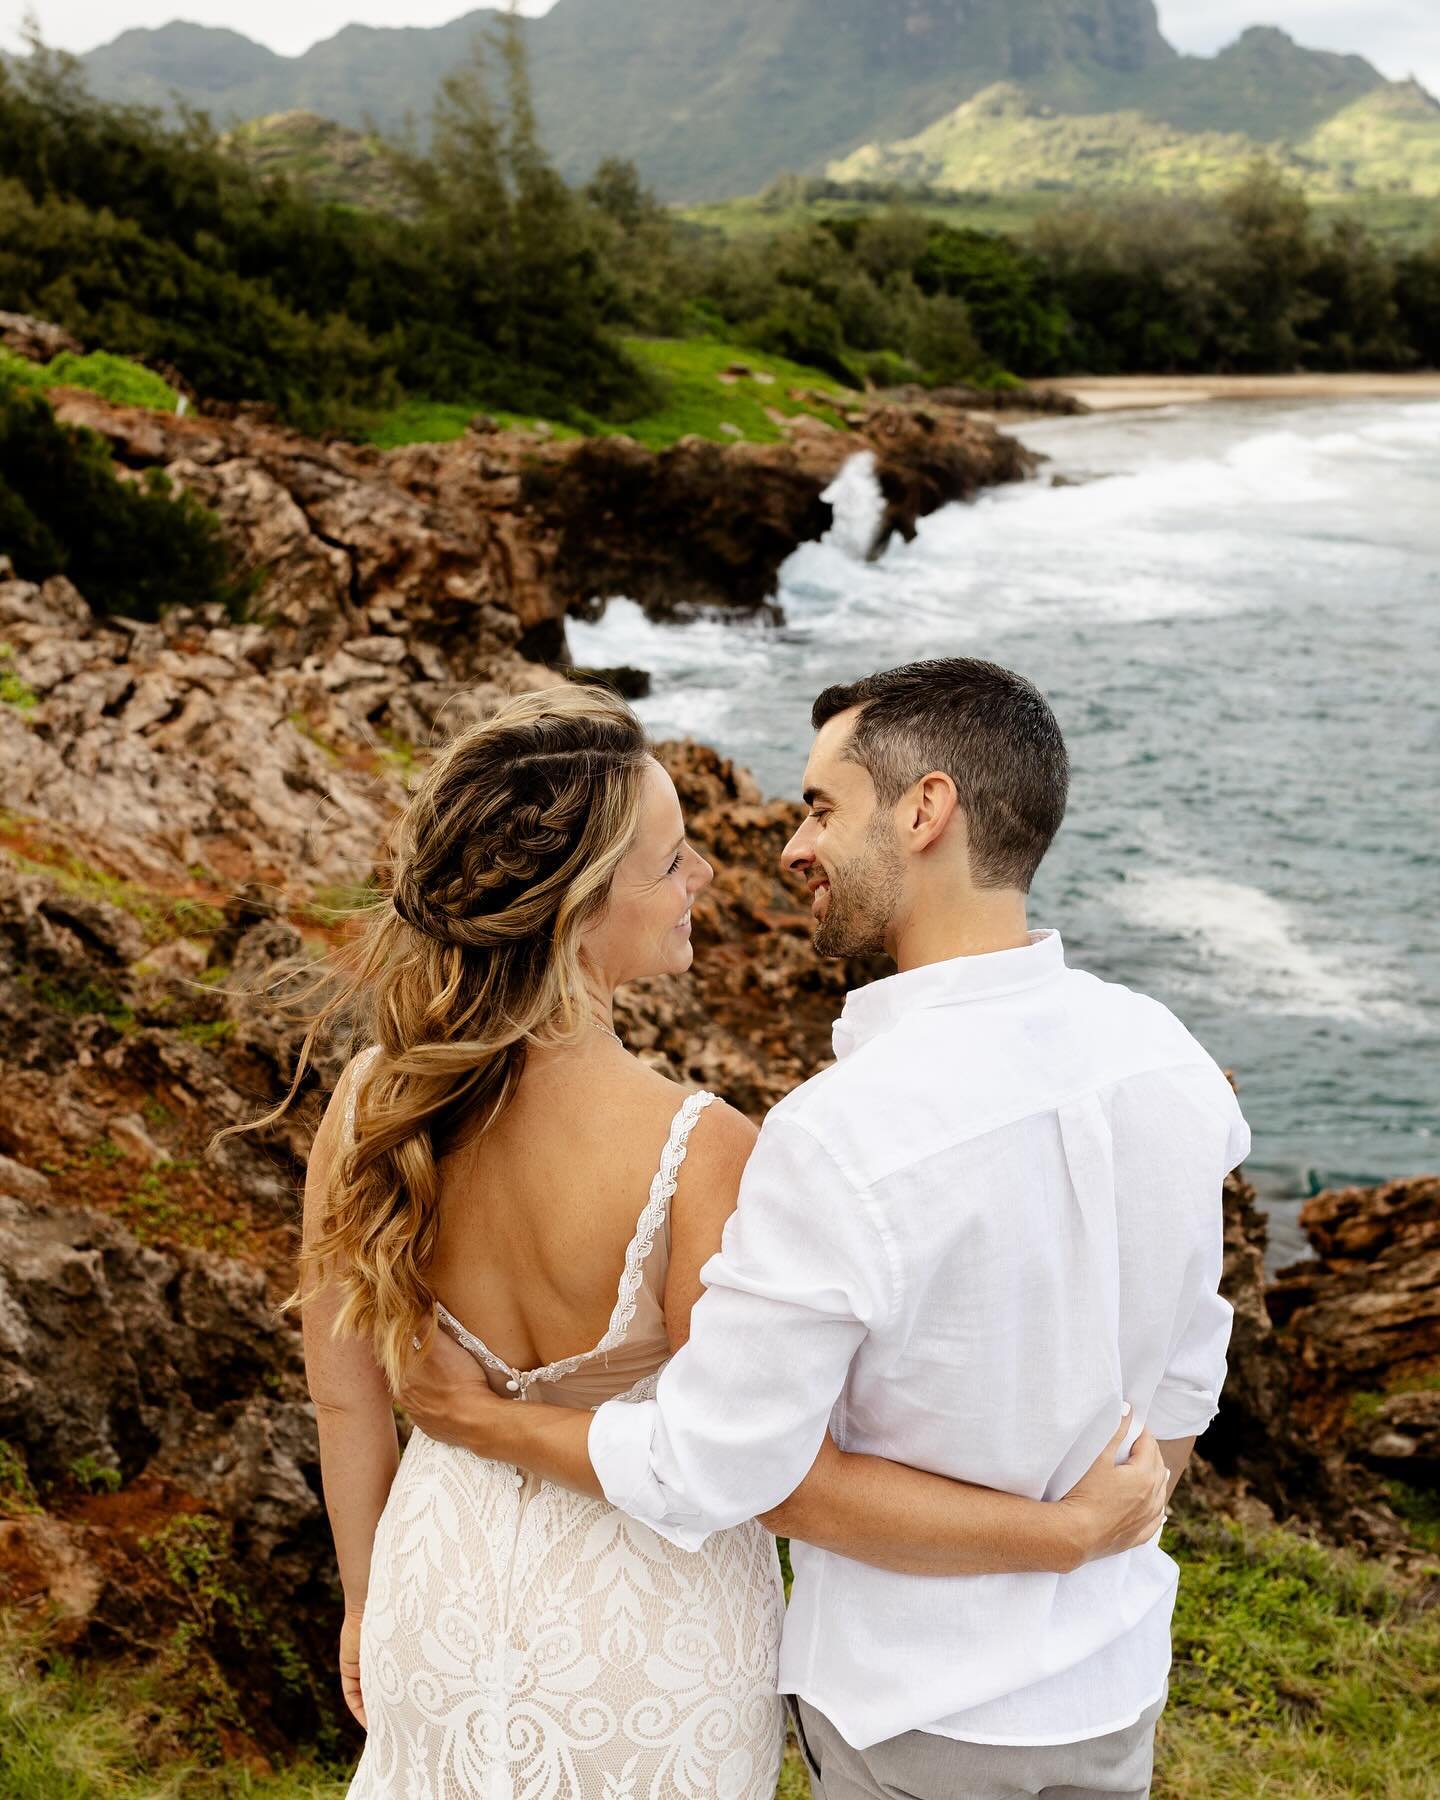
[46,387,1038,654]
[1268,1176,1440,1436]
[1362,1389,1440,1483]
[1179,1164,1402,1542]
[523,402,1038,624]
[0,309,84,361]
[0,1194,341,1746]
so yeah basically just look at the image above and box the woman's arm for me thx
[302,1061,401,1724]
[668,1107,1167,1577]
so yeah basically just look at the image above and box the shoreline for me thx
[1030,372,1440,412]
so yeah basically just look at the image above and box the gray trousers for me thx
[790,1691,1166,1800]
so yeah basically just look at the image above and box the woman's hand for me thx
[1059,1411,1170,1568]
[340,1607,367,1729]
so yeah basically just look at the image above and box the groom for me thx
[402,657,1248,1798]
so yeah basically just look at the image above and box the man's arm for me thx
[406,1112,882,1546]
[1157,1436,1197,1502]
[400,1110,1172,1571]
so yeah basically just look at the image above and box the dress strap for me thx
[505,1089,718,1390]
[608,1088,718,1333]
[433,1085,719,1396]
[342,1044,383,1147]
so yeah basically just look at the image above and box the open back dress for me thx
[343,1048,785,1800]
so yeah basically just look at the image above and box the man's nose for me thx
[780,826,812,878]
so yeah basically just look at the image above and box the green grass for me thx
[363,336,853,452]
[0,1627,349,1799]
[0,348,179,412]
[684,188,1062,241]
[363,398,586,451]
[612,338,851,449]
[2,1515,1434,1796]
[684,186,1440,249]
[1155,1513,1440,1796]
[0,644,38,714]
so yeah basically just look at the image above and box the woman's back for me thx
[427,1038,699,1379]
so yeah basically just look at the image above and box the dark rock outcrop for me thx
[0,1193,341,1751]
[1266,1175,1440,1467]
[47,385,1038,657]
[521,405,1037,625]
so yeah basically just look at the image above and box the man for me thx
[404,658,1248,1798]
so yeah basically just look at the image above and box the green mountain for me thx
[64,1,1419,202]
[1300,81,1440,197]
[829,75,1440,198]
[830,82,1287,193]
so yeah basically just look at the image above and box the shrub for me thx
[0,382,241,619]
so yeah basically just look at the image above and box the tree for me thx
[1216,162,1319,371]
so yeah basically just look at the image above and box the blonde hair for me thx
[269,684,651,1388]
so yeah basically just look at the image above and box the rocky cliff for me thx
[0,372,1434,1766]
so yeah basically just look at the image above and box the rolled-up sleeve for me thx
[1148,1101,1249,1441]
[1147,1285,1234,1439]
[588,1112,892,1549]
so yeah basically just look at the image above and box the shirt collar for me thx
[832,930,1067,1061]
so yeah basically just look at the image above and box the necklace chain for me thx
[592,1020,623,1046]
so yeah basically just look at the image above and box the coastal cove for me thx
[573,396,1440,1264]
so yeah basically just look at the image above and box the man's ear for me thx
[905,771,960,854]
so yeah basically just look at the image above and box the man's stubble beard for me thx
[811,818,905,959]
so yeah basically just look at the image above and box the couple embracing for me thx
[288,658,1248,1800]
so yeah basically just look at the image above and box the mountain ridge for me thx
[51,0,1428,200]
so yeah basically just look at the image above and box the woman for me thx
[281,687,1166,1799]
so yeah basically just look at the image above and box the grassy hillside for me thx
[366,338,855,452]
[1302,82,1440,198]
[830,77,1440,200]
[830,83,1289,195]
[222,112,415,216]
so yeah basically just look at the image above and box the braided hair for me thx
[274,685,651,1388]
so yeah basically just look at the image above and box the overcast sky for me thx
[4,2,1438,92]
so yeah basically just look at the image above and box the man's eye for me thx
[668,849,684,873]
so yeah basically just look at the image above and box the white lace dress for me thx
[344,1053,785,1800]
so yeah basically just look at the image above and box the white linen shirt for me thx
[588,930,1249,1749]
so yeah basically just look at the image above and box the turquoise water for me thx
[572,399,1440,1264]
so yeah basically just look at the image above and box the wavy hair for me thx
[258,684,651,1389]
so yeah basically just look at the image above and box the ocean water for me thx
[571,399,1440,1265]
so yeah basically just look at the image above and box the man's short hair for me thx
[811,658,1069,892]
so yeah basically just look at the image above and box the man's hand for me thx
[396,1323,512,1454]
[1058,1411,1169,1570]
[396,1324,605,1501]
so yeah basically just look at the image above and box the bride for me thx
[277,686,1166,1799]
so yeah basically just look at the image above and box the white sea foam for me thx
[1114,873,1418,1025]
[820,452,886,562]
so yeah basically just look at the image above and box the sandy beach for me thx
[1035,372,1440,411]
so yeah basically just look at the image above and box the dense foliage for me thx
[0,381,240,619]
[0,32,652,429]
[1029,165,1439,373]
[668,166,1440,380]
[0,30,1435,441]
